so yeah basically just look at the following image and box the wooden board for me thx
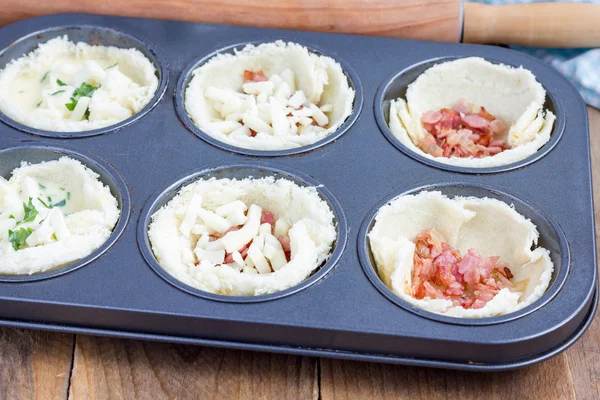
[0,0,461,43]
[0,328,74,399]
[68,336,318,399]
[0,108,598,398]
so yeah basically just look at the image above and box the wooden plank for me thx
[566,106,600,400]
[68,335,318,399]
[0,328,74,400]
[320,354,575,400]
[0,0,461,43]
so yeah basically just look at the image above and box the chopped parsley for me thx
[84,108,90,120]
[37,197,50,209]
[73,82,100,98]
[8,228,33,250]
[65,97,78,111]
[105,62,118,70]
[21,198,38,224]
[52,233,58,241]
[9,215,14,219]
[64,83,99,113]
[38,183,46,190]
[60,187,65,191]
[56,79,67,86]
[40,71,50,83]
[50,90,65,96]
[52,199,66,208]
[36,101,42,108]
[37,196,66,209]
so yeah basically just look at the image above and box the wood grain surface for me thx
[0,0,461,43]
[0,107,598,399]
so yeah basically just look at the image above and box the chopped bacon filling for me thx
[243,70,269,83]
[418,99,510,159]
[410,229,514,309]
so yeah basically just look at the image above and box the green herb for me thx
[65,97,78,111]
[73,82,100,98]
[8,228,33,250]
[67,192,71,200]
[47,196,52,203]
[38,183,46,190]
[105,62,118,70]
[52,233,57,241]
[9,215,14,219]
[60,187,65,191]
[40,71,50,83]
[64,82,99,113]
[52,199,66,208]
[21,198,38,223]
[50,90,65,96]
[37,197,50,208]
[36,101,42,108]
[56,79,67,86]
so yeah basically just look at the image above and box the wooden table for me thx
[1,109,598,399]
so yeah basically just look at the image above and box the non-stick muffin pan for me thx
[0,14,596,371]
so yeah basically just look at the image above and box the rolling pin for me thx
[1,0,599,47]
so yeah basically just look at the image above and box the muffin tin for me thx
[0,13,596,371]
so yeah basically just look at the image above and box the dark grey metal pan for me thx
[0,13,595,371]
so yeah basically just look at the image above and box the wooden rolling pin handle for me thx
[463,2,600,48]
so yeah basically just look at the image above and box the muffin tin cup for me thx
[358,183,570,326]
[174,40,364,157]
[0,13,595,371]
[374,56,567,174]
[0,145,131,282]
[0,25,169,138]
[137,162,348,303]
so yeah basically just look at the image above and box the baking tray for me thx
[0,13,596,371]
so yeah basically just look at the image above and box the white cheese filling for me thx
[148,177,337,296]
[0,36,159,132]
[185,41,355,150]
[0,157,120,275]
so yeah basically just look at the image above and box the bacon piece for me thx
[462,114,489,129]
[244,70,268,83]
[418,134,443,157]
[260,211,275,225]
[423,281,446,299]
[452,98,470,114]
[417,100,510,159]
[457,250,481,284]
[409,229,515,309]
[478,107,495,121]
[421,110,442,125]
[277,235,292,262]
[445,281,465,297]
[490,119,508,135]
[433,250,458,286]
[439,109,461,131]
[278,235,291,253]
